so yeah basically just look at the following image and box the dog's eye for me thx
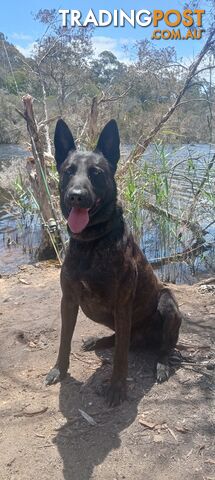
[65,165,77,176]
[88,168,103,179]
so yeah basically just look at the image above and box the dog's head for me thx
[54,119,120,235]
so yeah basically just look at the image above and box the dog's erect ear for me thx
[95,120,120,173]
[54,119,76,172]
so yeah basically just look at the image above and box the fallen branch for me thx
[150,241,212,268]
[196,277,215,286]
[141,199,205,239]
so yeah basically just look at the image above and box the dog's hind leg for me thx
[82,334,115,351]
[156,289,182,383]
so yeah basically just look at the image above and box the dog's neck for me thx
[68,202,125,243]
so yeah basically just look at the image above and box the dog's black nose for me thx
[69,189,83,204]
[66,188,89,208]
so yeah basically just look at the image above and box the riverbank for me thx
[0,263,214,480]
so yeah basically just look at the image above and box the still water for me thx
[0,145,42,273]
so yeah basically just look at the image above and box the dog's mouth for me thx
[68,207,90,234]
[67,199,101,234]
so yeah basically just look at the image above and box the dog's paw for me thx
[82,336,97,351]
[156,362,170,383]
[105,381,127,407]
[169,349,185,365]
[45,367,66,385]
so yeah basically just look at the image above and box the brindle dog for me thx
[46,119,182,406]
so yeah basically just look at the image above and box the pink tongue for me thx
[68,207,89,234]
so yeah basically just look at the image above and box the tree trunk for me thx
[22,94,62,261]
[88,96,98,147]
[39,73,52,156]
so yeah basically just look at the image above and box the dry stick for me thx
[120,28,215,173]
[14,407,48,418]
[98,85,132,105]
[38,115,61,129]
[88,86,131,146]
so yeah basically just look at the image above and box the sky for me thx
[0,0,211,63]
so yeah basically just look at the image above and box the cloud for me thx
[11,33,33,41]
[15,42,37,57]
[92,35,134,63]
[15,35,134,62]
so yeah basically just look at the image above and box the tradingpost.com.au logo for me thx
[59,8,205,40]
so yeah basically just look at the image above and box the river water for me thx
[0,143,214,280]
[0,145,42,273]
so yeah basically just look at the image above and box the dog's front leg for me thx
[45,295,79,385]
[106,303,132,406]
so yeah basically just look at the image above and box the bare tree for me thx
[120,28,215,174]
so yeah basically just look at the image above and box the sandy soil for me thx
[0,263,214,480]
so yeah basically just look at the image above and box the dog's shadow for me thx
[53,348,158,480]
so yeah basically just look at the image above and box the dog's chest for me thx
[78,271,112,301]
[68,241,121,285]
[68,249,120,308]
[80,280,91,291]
[66,238,125,309]
[77,276,115,326]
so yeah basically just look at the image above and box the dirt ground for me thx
[0,263,214,480]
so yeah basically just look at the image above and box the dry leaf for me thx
[78,409,97,426]
[153,434,163,443]
[19,278,30,285]
[166,426,178,441]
